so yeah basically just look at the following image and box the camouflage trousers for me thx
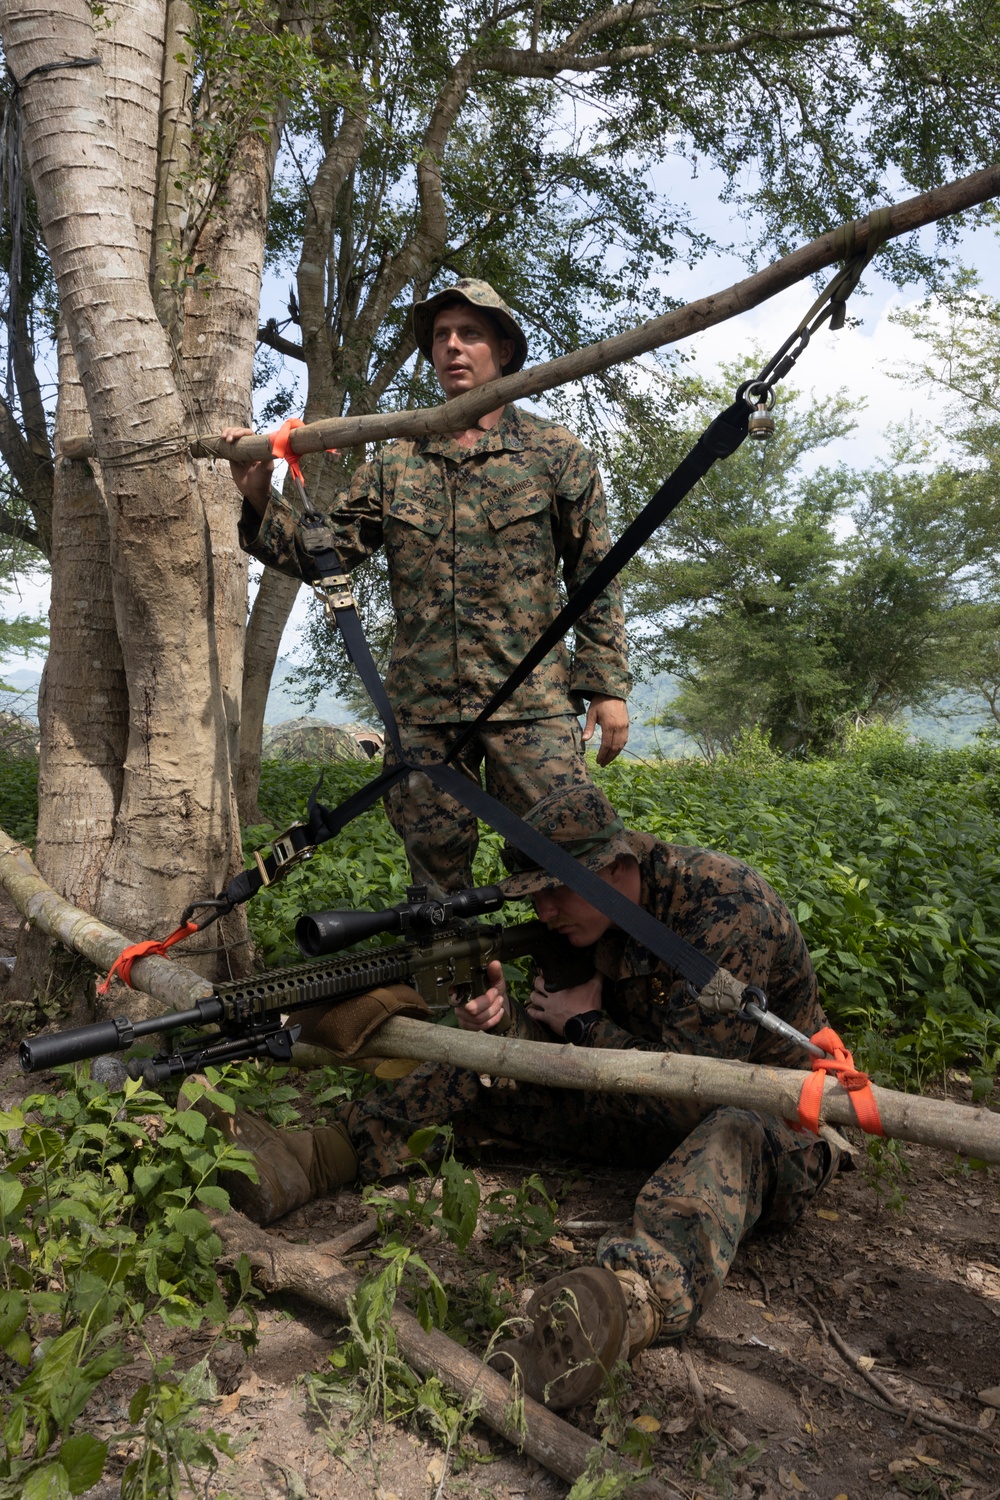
[383,716,591,892]
[340,1063,834,1340]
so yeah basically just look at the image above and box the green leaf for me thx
[23,1463,72,1500]
[174,1108,207,1142]
[406,1125,443,1162]
[7,1326,32,1367]
[132,1163,163,1195]
[57,1434,107,1495]
[195,1184,231,1211]
[0,1288,28,1347]
[0,1170,24,1218]
[128,1383,151,1424]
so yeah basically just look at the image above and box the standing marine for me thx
[225,279,631,890]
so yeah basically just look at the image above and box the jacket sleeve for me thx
[553,441,632,701]
[237,459,386,580]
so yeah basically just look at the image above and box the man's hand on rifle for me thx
[527,972,603,1037]
[221,425,273,518]
[455,959,511,1032]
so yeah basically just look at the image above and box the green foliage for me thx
[598,740,1000,1087]
[0,747,38,841]
[610,362,998,756]
[0,1073,258,1497]
[484,1173,559,1254]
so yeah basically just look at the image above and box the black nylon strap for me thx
[444,397,750,765]
[425,764,717,988]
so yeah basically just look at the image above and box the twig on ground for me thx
[313,1214,378,1258]
[750,1259,771,1307]
[680,1345,706,1411]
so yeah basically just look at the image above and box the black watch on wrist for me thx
[563,1010,604,1046]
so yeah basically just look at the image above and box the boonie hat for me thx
[500,785,638,899]
[412,278,529,375]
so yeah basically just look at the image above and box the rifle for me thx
[19,884,595,1086]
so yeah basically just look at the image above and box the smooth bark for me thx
[0,0,238,966]
[237,567,301,824]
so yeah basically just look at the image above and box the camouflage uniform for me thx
[239,403,630,888]
[340,834,834,1339]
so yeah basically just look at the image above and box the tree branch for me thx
[257,318,305,361]
[133,163,1000,466]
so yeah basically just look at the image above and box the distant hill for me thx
[264,657,352,725]
[5,655,993,754]
[0,667,41,722]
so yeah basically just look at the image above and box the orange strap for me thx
[97,921,198,995]
[797,1025,884,1137]
[268,416,339,483]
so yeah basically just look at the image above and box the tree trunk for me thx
[0,0,239,972]
[238,567,301,825]
[8,331,130,1017]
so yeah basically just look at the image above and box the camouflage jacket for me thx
[507,834,825,1069]
[239,405,631,724]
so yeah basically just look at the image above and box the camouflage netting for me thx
[262,717,383,762]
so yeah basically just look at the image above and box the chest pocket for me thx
[383,491,445,598]
[483,482,555,582]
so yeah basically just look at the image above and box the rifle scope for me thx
[295,883,505,959]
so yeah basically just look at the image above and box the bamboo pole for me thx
[208,1210,681,1500]
[4,826,998,1163]
[57,162,1000,464]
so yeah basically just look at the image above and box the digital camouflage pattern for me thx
[261,717,376,763]
[499,781,638,898]
[382,715,592,890]
[239,402,631,724]
[504,832,825,1068]
[336,832,834,1338]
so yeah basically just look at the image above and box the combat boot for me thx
[181,1081,358,1226]
[487,1266,664,1410]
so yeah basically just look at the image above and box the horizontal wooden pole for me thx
[294,1018,1000,1164]
[58,162,1000,464]
[0,826,214,1009]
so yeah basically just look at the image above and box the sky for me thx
[2,155,998,678]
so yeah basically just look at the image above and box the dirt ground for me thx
[2,899,1000,1500]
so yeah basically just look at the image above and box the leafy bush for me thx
[0,1071,257,1497]
[0,752,38,843]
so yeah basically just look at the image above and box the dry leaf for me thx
[815,1208,839,1222]
[916,1456,941,1468]
[632,1415,661,1433]
[761,1311,776,1322]
[834,1493,849,1499]
[778,1466,807,1491]
[425,1455,445,1487]
[663,1415,691,1435]
[977,1384,1000,1408]
[747,1297,766,1308]
[889,1460,916,1474]
[856,1355,875,1372]
[551,1236,576,1254]
[216,1391,240,1416]
[978,1407,997,1428]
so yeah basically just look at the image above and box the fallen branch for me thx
[293,1019,1000,1164]
[58,163,1000,463]
[209,1209,680,1499]
[5,829,998,1164]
